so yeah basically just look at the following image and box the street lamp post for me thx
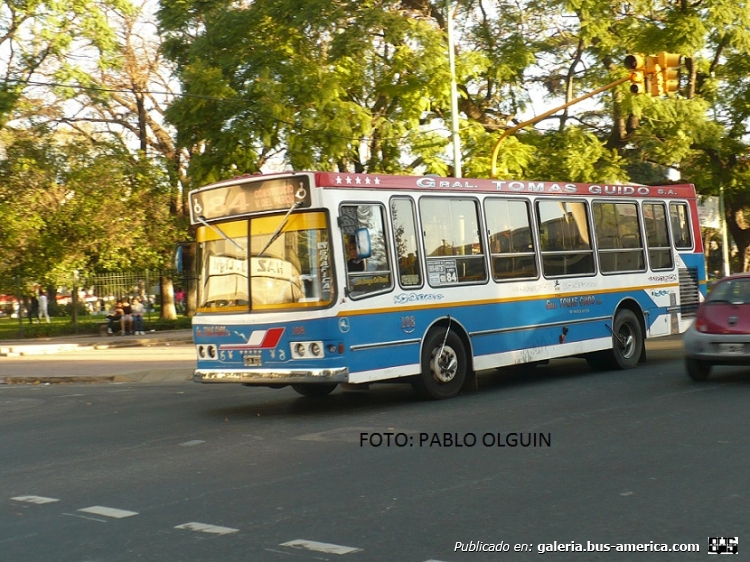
[447,0,461,178]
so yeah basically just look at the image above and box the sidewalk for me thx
[0,329,196,385]
[0,329,194,357]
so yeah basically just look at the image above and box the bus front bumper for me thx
[193,367,349,385]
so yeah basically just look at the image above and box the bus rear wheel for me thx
[291,383,337,397]
[587,309,643,370]
[413,329,467,400]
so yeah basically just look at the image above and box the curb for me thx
[0,335,193,357]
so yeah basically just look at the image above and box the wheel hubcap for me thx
[431,345,458,383]
[618,325,635,358]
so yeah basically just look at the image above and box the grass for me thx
[0,313,192,340]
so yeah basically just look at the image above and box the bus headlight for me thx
[197,344,218,359]
[291,341,325,359]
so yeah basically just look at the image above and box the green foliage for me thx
[0,129,174,284]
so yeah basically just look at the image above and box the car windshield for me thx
[707,278,750,305]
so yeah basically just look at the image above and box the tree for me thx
[0,127,174,294]
[2,0,191,317]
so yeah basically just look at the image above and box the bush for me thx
[0,314,192,340]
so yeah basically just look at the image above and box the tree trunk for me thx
[160,276,176,320]
[183,241,197,317]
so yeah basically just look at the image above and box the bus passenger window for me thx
[593,202,645,274]
[419,196,488,286]
[670,202,693,249]
[391,197,422,288]
[485,198,537,281]
[537,200,595,277]
[644,203,673,270]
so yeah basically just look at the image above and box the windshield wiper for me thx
[258,199,302,257]
[196,215,246,253]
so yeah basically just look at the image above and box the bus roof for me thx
[313,172,696,199]
[190,171,697,200]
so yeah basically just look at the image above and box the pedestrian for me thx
[38,290,50,323]
[28,295,39,324]
[131,296,146,335]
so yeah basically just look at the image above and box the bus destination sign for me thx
[190,176,311,222]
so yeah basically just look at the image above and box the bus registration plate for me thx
[244,355,262,366]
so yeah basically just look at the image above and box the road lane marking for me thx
[78,506,138,518]
[179,440,205,447]
[175,522,239,535]
[11,495,60,504]
[280,539,363,555]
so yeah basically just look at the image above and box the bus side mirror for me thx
[355,228,372,259]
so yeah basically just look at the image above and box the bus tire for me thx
[291,383,337,397]
[611,309,643,369]
[414,329,467,400]
[587,310,644,370]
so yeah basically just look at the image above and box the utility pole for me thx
[491,53,681,178]
[490,77,630,178]
[447,0,461,178]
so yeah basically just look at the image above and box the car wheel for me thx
[686,358,711,381]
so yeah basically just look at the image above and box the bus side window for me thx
[644,203,674,270]
[390,196,423,288]
[419,196,488,286]
[593,202,645,274]
[537,200,595,277]
[485,198,538,281]
[670,202,693,249]
[339,203,393,298]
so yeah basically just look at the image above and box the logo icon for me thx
[708,537,738,555]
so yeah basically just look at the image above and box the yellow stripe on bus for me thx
[337,283,680,317]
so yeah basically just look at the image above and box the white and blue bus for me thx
[189,171,705,399]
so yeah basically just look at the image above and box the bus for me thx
[189,171,705,399]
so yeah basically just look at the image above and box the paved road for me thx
[2,341,748,562]
[0,330,194,383]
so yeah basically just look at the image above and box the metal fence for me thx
[0,269,190,326]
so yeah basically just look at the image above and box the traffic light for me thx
[646,56,663,96]
[625,52,682,96]
[624,54,648,94]
[657,52,681,95]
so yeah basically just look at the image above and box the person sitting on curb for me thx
[131,296,146,335]
[120,298,134,335]
[106,301,124,335]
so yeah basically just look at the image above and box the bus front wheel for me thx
[291,383,337,397]
[413,329,467,400]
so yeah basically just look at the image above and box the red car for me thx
[683,273,750,380]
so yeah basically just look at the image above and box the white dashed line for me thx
[11,496,60,504]
[175,522,239,535]
[179,440,205,447]
[78,506,139,519]
[280,539,363,555]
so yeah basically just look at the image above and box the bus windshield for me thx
[196,211,333,311]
